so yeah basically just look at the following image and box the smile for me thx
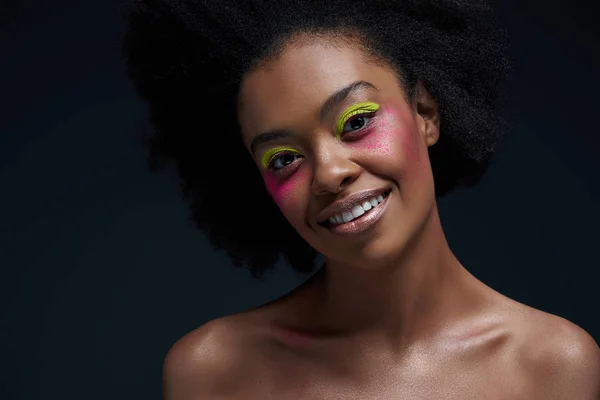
[327,193,386,225]
[320,190,391,235]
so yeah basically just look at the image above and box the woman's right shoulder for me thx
[162,316,254,399]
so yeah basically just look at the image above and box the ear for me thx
[413,81,440,147]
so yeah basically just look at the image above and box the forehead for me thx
[237,37,402,141]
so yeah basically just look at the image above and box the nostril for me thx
[339,176,354,188]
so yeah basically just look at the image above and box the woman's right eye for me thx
[269,152,301,171]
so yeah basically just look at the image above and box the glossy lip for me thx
[316,188,390,224]
[325,191,390,236]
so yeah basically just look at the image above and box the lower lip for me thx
[326,193,390,236]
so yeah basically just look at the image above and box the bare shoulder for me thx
[516,307,600,399]
[162,316,254,400]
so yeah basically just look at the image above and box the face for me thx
[237,35,440,268]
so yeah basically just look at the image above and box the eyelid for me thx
[261,146,301,169]
[336,101,380,136]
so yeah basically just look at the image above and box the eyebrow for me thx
[249,80,378,155]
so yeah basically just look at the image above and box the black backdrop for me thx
[1,0,599,399]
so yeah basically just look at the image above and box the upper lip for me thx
[316,188,390,224]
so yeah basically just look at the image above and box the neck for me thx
[314,202,486,351]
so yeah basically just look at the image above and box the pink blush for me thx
[263,168,307,208]
[352,125,394,156]
[348,106,418,161]
[389,106,421,163]
[343,109,389,155]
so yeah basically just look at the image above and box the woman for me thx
[122,0,600,398]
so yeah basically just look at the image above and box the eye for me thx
[269,152,302,171]
[341,113,375,135]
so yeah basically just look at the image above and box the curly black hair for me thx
[121,0,512,278]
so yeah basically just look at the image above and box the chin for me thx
[346,234,412,269]
[318,204,434,270]
[307,223,411,270]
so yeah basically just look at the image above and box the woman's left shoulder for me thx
[513,307,600,399]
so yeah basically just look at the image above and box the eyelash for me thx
[339,111,377,138]
[267,151,303,172]
[265,109,378,173]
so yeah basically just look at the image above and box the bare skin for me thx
[163,34,600,399]
[164,276,600,399]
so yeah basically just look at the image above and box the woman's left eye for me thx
[341,113,374,135]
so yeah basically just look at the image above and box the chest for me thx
[232,355,534,400]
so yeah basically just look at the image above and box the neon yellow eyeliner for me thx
[335,101,380,138]
[261,146,301,169]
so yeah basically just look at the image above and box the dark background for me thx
[1,0,599,398]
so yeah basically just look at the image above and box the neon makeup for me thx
[345,104,420,163]
[263,166,308,207]
[261,146,301,169]
[383,105,421,163]
[344,104,392,155]
[335,101,380,139]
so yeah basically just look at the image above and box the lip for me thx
[325,191,390,236]
[316,188,390,224]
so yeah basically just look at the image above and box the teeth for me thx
[327,193,387,226]
[342,211,354,223]
[351,205,365,218]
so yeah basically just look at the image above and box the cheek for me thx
[350,105,421,164]
[263,168,309,214]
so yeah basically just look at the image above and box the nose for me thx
[311,146,361,195]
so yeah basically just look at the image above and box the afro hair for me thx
[121,0,512,278]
